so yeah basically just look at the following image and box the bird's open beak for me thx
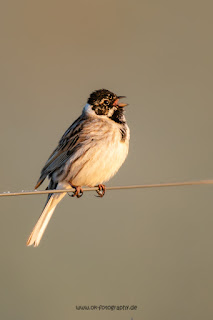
[113,96,128,107]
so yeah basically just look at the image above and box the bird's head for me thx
[85,89,128,120]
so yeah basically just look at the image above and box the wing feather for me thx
[35,114,104,189]
[35,115,85,188]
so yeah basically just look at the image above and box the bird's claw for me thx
[96,184,106,197]
[68,186,83,198]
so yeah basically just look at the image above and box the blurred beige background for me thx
[1,0,213,319]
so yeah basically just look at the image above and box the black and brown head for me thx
[87,89,127,121]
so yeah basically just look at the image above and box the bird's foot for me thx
[68,185,83,198]
[96,184,106,197]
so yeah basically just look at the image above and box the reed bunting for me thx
[27,89,130,247]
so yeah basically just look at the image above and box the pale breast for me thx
[68,121,130,187]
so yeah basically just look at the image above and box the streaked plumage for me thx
[27,89,130,247]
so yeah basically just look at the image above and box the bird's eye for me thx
[104,100,109,105]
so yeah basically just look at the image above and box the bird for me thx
[27,89,130,247]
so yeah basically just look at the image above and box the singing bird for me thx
[27,89,130,247]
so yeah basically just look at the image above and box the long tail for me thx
[26,182,70,247]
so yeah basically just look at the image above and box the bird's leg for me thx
[96,184,106,197]
[68,184,83,198]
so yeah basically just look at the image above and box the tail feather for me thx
[27,182,70,247]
